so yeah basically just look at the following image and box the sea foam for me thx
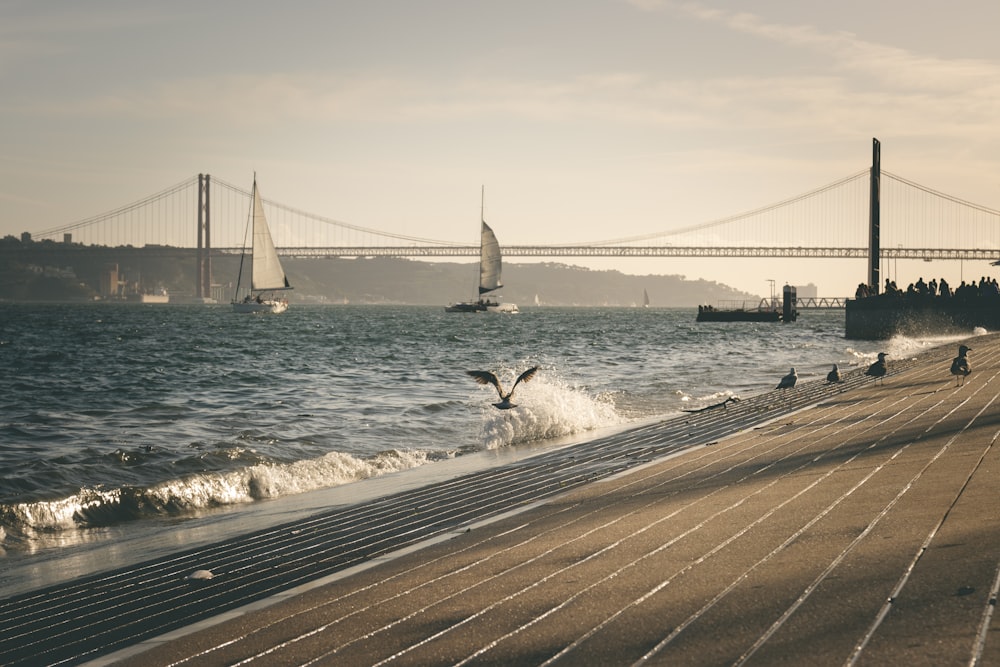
[478,371,621,449]
[0,448,432,535]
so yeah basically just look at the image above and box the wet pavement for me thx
[4,335,999,666]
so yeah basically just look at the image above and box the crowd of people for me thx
[855,275,1000,302]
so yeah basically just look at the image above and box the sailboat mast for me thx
[481,185,485,223]
[232,177,256,303]
[249,176,256,295]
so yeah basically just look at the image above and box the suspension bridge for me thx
[25,140,1000,300]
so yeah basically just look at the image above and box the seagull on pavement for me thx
[865,352,888,385]
[950,345,972,385]
[776,367,797,390]
[467,366,539,409]
[826,364,842,383]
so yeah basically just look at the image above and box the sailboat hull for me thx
[232,299,288,314]
[487,302,518,314]
[445,301,488,313]
[444,299,518,313]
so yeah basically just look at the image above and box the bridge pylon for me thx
[868,138,880,293]
[197,174,212,299]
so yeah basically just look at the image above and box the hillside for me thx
[0,236,759,306]
[285,257,759,307]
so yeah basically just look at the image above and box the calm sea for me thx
[0,303,960,593]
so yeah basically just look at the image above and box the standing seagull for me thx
[776,367,797,390]
[865,352,888,385]
[826,364,842,383]
[467,366,539,409]
[950,345,972,385]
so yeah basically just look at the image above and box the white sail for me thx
[444,187,516,313]
[232,177,291,313]
[250,182,289,291]
[479,221,502,295]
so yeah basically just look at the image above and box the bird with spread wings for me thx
[467,366,539,409]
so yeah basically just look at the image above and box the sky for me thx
[3,0,1000,298]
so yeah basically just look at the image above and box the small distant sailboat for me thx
[446,187,518,314]
[643,289,650,308]
[232,176,292,314]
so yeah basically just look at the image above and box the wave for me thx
[476,371,622,449]
[1,371,621,539]
[845,326,984,369]
[0,448,434,536]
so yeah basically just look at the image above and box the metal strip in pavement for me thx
[0,356,926,666]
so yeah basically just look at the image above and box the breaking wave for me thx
[0,448,433,535]
[476,369,623,449]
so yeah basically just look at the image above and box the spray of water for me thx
[475,368,622,449]
[1,448,432,533]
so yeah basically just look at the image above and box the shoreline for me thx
[5,334,993,665]
[0,420,643,599]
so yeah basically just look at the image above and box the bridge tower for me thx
[868,138,880,293]
[196,174,212,299]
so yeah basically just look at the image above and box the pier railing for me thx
[759,297,848,310]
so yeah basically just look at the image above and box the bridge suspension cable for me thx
[25,167,1000,262]
[33,177,195,242]
[881,170,1000,251]
[578,169,871,246]
[209,177,465,247]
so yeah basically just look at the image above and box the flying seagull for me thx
[826,364,842,383]
[865,352,888,385]
[776,367,797,389]
[467,366,539,409]
[950,345,972,385]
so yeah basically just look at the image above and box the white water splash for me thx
[476,370,622,449]
[2,449,433,533]
[846,327,984,368]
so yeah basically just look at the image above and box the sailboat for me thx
[231,176,292,314]
[643,288,650,308]
[445,188,518,314]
